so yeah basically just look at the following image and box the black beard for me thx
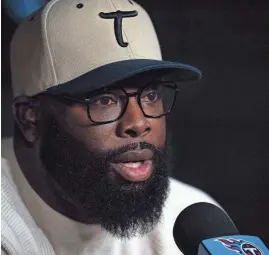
[40,117,170,239]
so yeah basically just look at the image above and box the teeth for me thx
[122,162,143,168]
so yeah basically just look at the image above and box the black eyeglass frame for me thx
[40,80,178,125]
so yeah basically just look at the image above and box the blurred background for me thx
[2,0,269,244]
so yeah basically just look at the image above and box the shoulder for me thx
[161,177,221,232]
[163,177,220,221]
[1,143,55,255]
[1,137,13,156]
[168,177,218,209]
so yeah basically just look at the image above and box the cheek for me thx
[150,118,166,147]
[65,105,90,126]
[62,106,117,150]
[83,124,118,150]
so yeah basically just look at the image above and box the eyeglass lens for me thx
[87,82,176,123]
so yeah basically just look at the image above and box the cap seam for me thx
[42,0,59,85]
[107,0,135,59]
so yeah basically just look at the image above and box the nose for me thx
[116,98,151,138]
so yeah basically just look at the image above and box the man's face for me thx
[38,74,171,238]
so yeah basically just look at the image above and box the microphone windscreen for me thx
[173,202,239,255]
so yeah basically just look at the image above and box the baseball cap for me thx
[10,0,202,98]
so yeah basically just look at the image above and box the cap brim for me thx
[46,59,202,95]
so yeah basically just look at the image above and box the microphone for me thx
[173,202,269,255]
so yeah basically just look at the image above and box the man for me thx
[1,0,218,254]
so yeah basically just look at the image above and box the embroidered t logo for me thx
[99,10,138,47]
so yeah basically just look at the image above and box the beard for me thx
[40,117,170,239]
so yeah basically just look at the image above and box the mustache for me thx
[97,142,165,162]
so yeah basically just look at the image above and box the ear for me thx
[12,96,40,143]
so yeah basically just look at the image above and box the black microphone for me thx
[173,202,269,255]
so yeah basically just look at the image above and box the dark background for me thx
[2,0,269,245]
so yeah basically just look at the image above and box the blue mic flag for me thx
[3,0,47,23]
[200,235,269,255]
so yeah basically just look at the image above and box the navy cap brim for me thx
[46,59,202,95]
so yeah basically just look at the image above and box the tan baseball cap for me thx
[10,0,201,98]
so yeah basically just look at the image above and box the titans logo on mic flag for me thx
[200,235,269,255]
[216,238,264,255]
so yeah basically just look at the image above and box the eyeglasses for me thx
[44,81,178,125]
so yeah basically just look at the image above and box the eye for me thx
[90,94,117,106]
[141,90,160,102]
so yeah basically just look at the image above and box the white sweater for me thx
[1,138,218,255]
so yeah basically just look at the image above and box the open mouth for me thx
[110,149,154,182]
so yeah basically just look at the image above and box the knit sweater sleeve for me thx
[1,158,55,255]
[1,247,9,255]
